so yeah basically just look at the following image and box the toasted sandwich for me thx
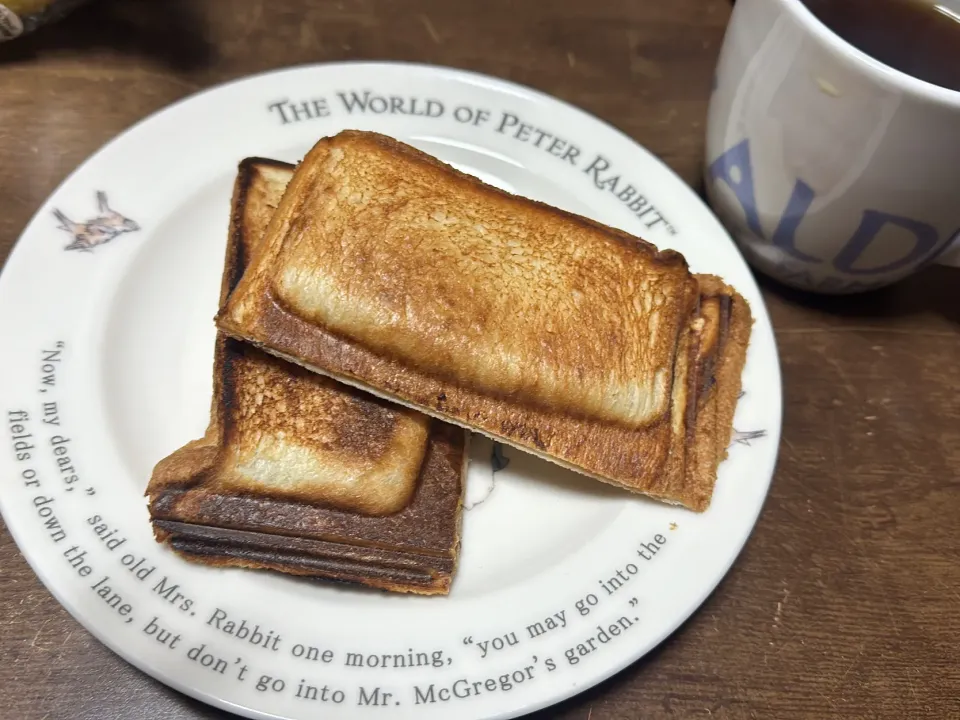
[145,158,467,594]
[217,131,751,510]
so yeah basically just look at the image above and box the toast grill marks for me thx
[145,159,465,595]
[219,131,712,508]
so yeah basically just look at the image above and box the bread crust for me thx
[687,274,754,509]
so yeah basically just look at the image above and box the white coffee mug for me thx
[705,0,960,293]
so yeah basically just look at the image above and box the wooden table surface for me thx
[1,1,958,718]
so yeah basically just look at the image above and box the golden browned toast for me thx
[145,158,466,594]
[217,131,751,511]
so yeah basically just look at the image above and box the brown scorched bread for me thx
[145,158,466,594]
[688,274,753,509]
[217,131,752,511]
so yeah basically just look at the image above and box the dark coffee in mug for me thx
[802,0,960,91]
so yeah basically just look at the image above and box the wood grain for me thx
[1,0,958,718]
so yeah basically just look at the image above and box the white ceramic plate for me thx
[0,62,781,720]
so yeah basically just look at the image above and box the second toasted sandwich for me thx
[146,158,467,594]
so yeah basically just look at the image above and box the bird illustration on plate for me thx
[730,389,766,446]
[730,428,767,446]
[52,191,140,252]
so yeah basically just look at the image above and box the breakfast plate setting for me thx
[0,62,781,720]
